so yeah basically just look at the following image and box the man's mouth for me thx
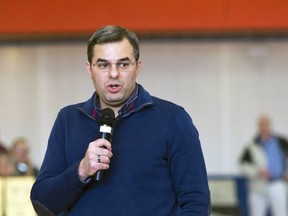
[109,84,120,89]
[107,83,122,93]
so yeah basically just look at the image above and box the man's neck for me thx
[260,134,272,142]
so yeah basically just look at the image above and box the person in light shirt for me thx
[240,115,288,216]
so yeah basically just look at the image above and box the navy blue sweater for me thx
[31,85,210,215]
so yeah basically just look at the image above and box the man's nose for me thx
[109,64,119,78]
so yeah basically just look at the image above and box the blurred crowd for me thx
[0,137,38,177]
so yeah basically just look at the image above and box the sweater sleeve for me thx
[30,111,89,215]
[166,108,211,215]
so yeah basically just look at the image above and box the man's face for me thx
[258,116,271,139]
[86,39,141,111]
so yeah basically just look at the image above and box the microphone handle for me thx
[95,131,111,181]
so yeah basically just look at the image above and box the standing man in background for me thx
[30,25,210,215]
[240,115,288,216]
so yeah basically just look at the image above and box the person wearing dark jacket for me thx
[240,115,288,216]
[30,25,210,216]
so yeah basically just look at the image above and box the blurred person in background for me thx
[0,152,16,177]
[10,137,38,177]
[0,145,8,153]
[0,139,8,154]
[0,140,15,176]
[30,25,210,215]
[240,115,288,216]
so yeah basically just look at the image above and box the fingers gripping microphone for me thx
[95,108,115,181]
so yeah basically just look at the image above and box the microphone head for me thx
[100,108,115,126]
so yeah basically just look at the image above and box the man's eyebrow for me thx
[118,57,130,61]
[96,57,131,62]
[96,58,108,62]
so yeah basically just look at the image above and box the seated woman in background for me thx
[10,137,38,177]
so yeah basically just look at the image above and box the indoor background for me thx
[1,1,288,215]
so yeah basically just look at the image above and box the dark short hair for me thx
[87,25,140,63]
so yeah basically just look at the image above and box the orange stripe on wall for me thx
[0,0,288,35]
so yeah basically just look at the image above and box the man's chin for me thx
[104,98,125,108]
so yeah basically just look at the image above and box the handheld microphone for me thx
[95,108,115,181]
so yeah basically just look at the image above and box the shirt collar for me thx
[78,84,153,122]
[94,84,139,117]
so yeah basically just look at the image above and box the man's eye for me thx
[98,63,109,68]
[118,62,130,68]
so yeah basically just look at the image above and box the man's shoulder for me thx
[276,135,288,145]
[151,95,182,110]
[58,93,95,114]
[138,84,182,111]
[148,96,192,123]
[60,101,86,113]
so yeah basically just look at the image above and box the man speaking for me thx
[30,25,210,215]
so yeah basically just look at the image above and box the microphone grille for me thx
[100,108,115,126]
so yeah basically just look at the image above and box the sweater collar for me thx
[78,84,154,122]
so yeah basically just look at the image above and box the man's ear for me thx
[136,60,142,77]
[86,61,92,78]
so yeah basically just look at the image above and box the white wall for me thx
[1,39,288,174]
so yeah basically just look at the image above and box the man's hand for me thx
[78,139,113,182]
